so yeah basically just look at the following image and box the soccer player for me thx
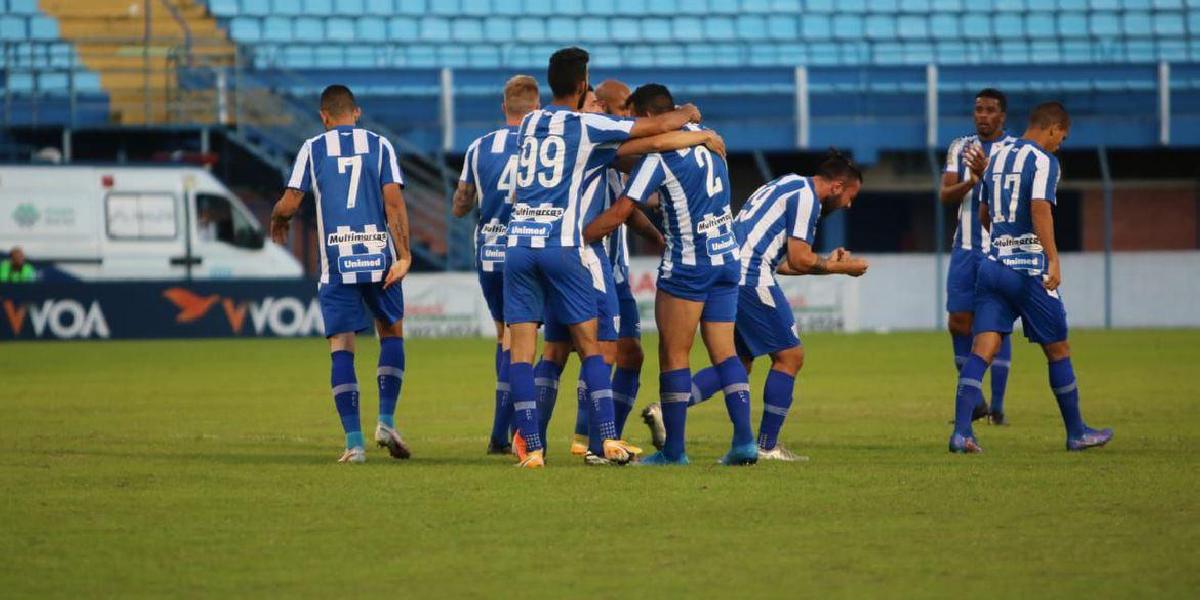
[674,151,868,462]
[585,83,755,466]
[452,74,541,455]
[532,81,720,461]
[505,48,705,468]
[949,101,1113,453]
[942,89,1019,425]
[270,85,412,464]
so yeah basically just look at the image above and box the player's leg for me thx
[480,270,513,453]
[318,282,370,463]
[742,285,806,460]
[647,287,705,464]
[757,346,807,461]
[580,281,620,455]
[947,249,990,421]
[699,282,757,466]
[504,246,548,467]
[1020,280,1113,451]
[613,336,643,438]
[361,281,411,459]
[537,314,570,450]
[950,260,1016,453]
[989,334,1012,425]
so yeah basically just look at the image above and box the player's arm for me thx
[626,203,665,250]
[784,238,868,276]
[616,129,725,158]
[939,142,987,205]
[627,103,702,138]
[1031,200,1060,291]
[451,181,476,218]
[270,188,305,244]
[383,182,412,288]
[584,196,636,244]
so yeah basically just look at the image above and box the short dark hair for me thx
[976,88,1007,112]
[1029,101,1071,129]
[547,47,589,99]
[320,84,356,116]
[626,83,675,116]
[817,148,863,184]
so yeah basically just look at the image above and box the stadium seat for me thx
[437,45,468,68]
[578,16,609,42]
[611,17,641,42]
[1153,12,1186,35]
[767,16,798,41]
[483,17,514,41]
[313,46,343,68]
[704,16,736,41]
[396,0,426,15]
[992,0,1024,11]
[28,16,60,41]
[6,73,34,93]
[546,17,579,42]
[420,17,451,42]
[672,16,704,42]
[389,17,418,39]
[801,14,832,41]
[515,17,547,42]
[357,18,387,42]
[590,44,621,67]
[871,0,899,11]
[303,0,332,14]
[899,0,932,10]
[461,0,491,15]
[1150,0,1183,8]
[1089,11,1120,36]
[1122,11,1153,36]
[585,0,615,14]
[1057,12,1088,38]
[364,0,394,15]
[832,15,862,41]
[642,17,671,42]
[929,14,958,39]
[735,15,767,40]
[1057,0,1087,9]
[261,16,293,42]
[241,0,271,16]
[0,16,26,41]
[430,0,458,16]
[897,15,927,40]
[554,0,586,15]
[961,14,990,37]
[804,0,835,13]
[326,17,355,41]
[929,0,961,10]
[467,45,500,67]
[294,17,322,41]
[647,0,680,14]
[838,0,866,13]
[451,19,483,43]
[525,0,555,15]
[74,71,102,93]
[614,0,648,15]
[654,43,686,67]
[866,14,898,41]
[271,0,303,15]
[343,46,375,68]
[230,17,262,42]
[993,13,1023,38]
[207,0,239,15]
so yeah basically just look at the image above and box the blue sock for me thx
[533,359,562,446]
[714,357,754,447]
[581,355,616,455]
[990,335,1011,415]
[1048,357,1085,439]
[612,366,639,437]
[377,337,404,429]
[952,333,971,373]
[490,350,512,447]
[757,370,795,451]
[494,343,503,377]
[509,362,542,452]
[573,377,589,437]
[659,368,691,460]
[954,354,988,437]
[331,350,362,449]
[688,366,721,406]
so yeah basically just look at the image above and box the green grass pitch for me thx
[1,330,1197,598]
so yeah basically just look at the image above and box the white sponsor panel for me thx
[401,272,490,338]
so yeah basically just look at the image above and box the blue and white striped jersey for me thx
[623,126,737,278]
[508,105,634,248]
[460,125,520,272]
[945,132,1018,253]
[980,138,1061,277]
[602,169,632,284]
[288,125,404,285]
[733,174,820,288]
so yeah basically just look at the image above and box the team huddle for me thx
[270,45,1112,467]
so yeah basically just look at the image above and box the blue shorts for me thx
[477,269,504,323]
[614,276,641,339]
[503,245,596,327]
[657,262,740,323]
[973,258,1069,345]
[946,247,985,314]
[318,281,404,337]
[545,245,618,342]
[734,284,802,358]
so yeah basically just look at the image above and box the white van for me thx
[0,165,302,280]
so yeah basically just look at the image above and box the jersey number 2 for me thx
[694,147,724,196]
[338,155,363,209]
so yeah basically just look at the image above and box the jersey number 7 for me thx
[338,155,363,209]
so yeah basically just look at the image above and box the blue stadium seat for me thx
[388,16,417,39]
[396,0,426,15]
[929,14,958,39]
[261,16,292,42]
[672,16,704,42]
[865,14,897,40]
[525,0,555,15]
[38,72,68,93]
[590,44,621,67]
[483,17,513,41]
[899,0,931,10]
[430,0,458,16]
[554,0,586,15]
[1057,12,1087,38]
[420,17,451,42]
[871,0,899,11]
[1122,11,1153,36]
[1089,11,1120,36]
[7,73,34,93]
[461,0,491,15]
[1057,0,1086,9]
[294,17,322,40]
[642,17,671,41]
[897,15,927,40]
[240,0,271,16]
[357,17,387,42]
[767,16,797,40]
[303,0,332,14]
[1088,0,1119,8]
[998,41,1030,63]
[838,0,866,12]
[611,17,641,42]
[614,0,648,15]
[8,0,38,14]
[832,15,863,40]
[362,0,391,14]
[704,16,736,41]
[279,45,313,68]
[579,17,609,42]
[207,0,239,15]
[993,13,1022,37]
[230,17,261,42]
[405,45,437,67]
[961,14,990,36]
[0,18,24,42]
[585,0,615,14]
[326,17,355,41]
[74,71,102,93]
[992,0,1024,11]
[1025,13,1055,38]
[1151,0,1182,8]
[343,46,376,68]
[654,44,686,67]
[741,0,772,12]
[452,18,483,42]
[546,17,579,42]
[515,17,547,42]
[313,46,344,68]
[437,45,468,68]
[804,0,835,13]
[647,0,680,14]
[467,45,500,68]
[676,0,708,14]
[28,16,60,41]
[272,0,303,16]
[801,14,832,40]
[1189,11,1200,36]
[929,0,962,10]
[1029,40,1061,62]
[1153,11,1185,35]
[735,15,767,40]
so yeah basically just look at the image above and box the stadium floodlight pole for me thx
[926,63,943,327]
[1158,61,1170,146]
[794,66,809,148]
[1098,145,1114,330]
[440,67,454,153]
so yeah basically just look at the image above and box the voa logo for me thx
[238,296,324,337]
[2,298,111,339]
